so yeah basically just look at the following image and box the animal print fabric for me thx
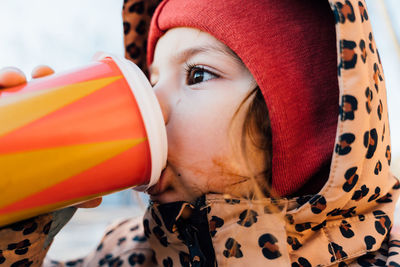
[123,0,162,76]
[0,0,399,266]
[0,208,76,267]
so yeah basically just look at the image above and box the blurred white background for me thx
[0,0,125,73]
[0,0,399,262]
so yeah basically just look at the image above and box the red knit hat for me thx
[147,0,339,197]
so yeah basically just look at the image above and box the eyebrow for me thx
[149,43,243,75]
[176,44,244,66]
[173,44,238,64]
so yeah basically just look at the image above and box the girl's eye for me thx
[186,65,218,85]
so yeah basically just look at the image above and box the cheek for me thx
[164,91,254,196]
[166,97,237,157]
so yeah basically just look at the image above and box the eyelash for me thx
[184,63,219,85]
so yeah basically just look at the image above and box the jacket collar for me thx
[144,194,292,266]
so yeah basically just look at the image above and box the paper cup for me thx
[0,53,167,226]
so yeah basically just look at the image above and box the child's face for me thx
[148,27,268,203]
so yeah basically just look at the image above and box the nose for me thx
[153,85,170,125]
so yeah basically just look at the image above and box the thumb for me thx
[75,197,103,209]
[0,67,27,88]
[31,65,55,79]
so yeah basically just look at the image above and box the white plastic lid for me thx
[93,52,167,191]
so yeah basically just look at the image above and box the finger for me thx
[31,65,54,79]
[75,197,102,209]
[0,67,27,88]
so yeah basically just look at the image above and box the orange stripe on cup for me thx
[0,139,150,214]
[0,76,122,139]
[0,77,146,154]
[0,138,147,210]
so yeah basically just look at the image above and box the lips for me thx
[147,164,168,196]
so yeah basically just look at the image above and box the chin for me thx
[150,189,197,204]
[150,191,182,204]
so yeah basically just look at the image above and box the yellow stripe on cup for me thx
[0,76,122,138]
[0,138,145,209]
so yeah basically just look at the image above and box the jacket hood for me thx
[122,0,400,265]
[289,0,396,221]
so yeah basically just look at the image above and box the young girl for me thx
[0,0,399,266]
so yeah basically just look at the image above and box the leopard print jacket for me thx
[1,0,400,266]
